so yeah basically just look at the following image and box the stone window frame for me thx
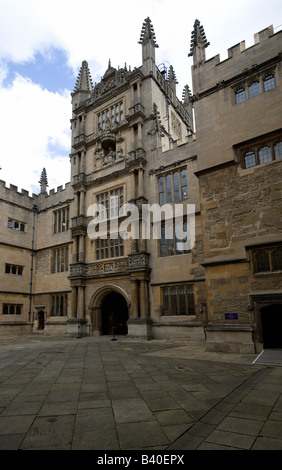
[51,245,69,274]
[2,304,22,315]
[95,186,124,221]
[158,167,188,205]
[95,233,124,261]
[97,100,124,130]
[159,216,191,258]
[233,67,276,104]
[5,264,24,276]
[50,293,68,316]
[161,284,195,316]
[7,218,26,232]
[251,245,282,274]
[237,132,282,169]
[53,206,70,234]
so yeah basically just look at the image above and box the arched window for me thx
[274,141,282,160]
[249,81,260,98]
[235,87,246,104]
[263,74,276,91]
[244,150,256,168]
[259,145,272,164]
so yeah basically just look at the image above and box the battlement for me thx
[0,179,73,211]
[0,179,37,205]
[38,181,73,211]
[192,25,282,94]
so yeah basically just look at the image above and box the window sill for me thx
[254,270,282,277]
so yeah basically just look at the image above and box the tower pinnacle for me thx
[188,19,210,65]
[73,60,94,94]
[139,17,159,74]
[138,17,159,48]
[39,168,48,194]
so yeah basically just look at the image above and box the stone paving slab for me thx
[0,335,282,450]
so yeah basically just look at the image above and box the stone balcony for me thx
[69,252,150,279]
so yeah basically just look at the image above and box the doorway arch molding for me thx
[89,284,130,334]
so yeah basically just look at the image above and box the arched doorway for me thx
[261,304,282,348]
[101,291,128,335]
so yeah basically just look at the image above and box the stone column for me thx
[129,170,136,202]
[137,81,141,103]
[73,236,79,263]
[79,235,85,262]
[74,192,79,217]
[71,286,77,318]
[130,280,139,319]
[80,150,85,174]
[138,167,144,198]
[79,190,85,216]
[140,280,148,318]
[131,84,135,107]
[77,286,85,319]
[137,122,142,148]
[131,127,135,151]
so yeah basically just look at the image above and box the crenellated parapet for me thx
[191,24,282,95]
[0,179,38,209]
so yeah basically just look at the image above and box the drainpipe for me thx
[28,204,37,324]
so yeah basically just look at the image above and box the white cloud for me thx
[0,0,281,194]
[0,74,71,194]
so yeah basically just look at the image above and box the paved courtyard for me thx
[0,334,282,450]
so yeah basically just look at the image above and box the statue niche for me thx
[95,118,124,167]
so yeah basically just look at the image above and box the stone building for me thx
[0,18,281,353]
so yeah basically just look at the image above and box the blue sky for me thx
[0,0,281,194]
[3,49,75,93]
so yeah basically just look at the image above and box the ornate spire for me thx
[39,168,48,194]
[138,17,159,48]
[139,18,159,74]
[73,60,94,93]
[182,85,194,133]
[168,65,178,93]
[182,84,192,103]
[188,19,210,64]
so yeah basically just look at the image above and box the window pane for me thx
[264,74,275,91]
[166,174,172,202]
[170,288,178,314]
[158,177,165,205]
[160,226,167,257]
[272,248,282,271]
[179,287,186,315]
[16,305,21,315]
[255,251,270,272]
[259,146,272,164]
[181,169,188,199]
[235,87,246,103]
[274,142,282,160]
[167,224,174,255]
[244,151,256,168]
[162,288,169,315]
[173,172,180,201]
[249,81,260,98]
